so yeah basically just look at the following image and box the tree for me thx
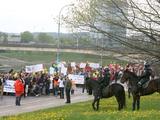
[21,31,34,43]
[37,33,54,43]
[65,0,160,62]
[0,32,8,43]
[3,33,8,43]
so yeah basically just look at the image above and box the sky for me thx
[0,0,74,33]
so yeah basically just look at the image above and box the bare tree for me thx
[64,0,160,62]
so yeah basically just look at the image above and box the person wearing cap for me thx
[138,63,152,88]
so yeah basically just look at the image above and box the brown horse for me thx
[121,70,160,111]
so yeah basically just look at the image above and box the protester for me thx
[1,62,126,100]
[64,77,72,103]
[58,77,65,99]
[53,74,59,97]
[14,73,24,106]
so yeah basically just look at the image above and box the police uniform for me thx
[138,64,152,87]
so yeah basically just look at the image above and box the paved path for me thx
[0,90,93,117]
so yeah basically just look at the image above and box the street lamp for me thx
[56,3,74,63]
[101,38,104,67]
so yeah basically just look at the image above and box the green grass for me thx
[0,50,127,67]
[1,93,160,120]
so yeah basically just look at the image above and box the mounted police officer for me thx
[98,67,110,98]
[102,68,110,87]
[138,62,152,88]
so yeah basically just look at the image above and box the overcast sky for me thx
[0,0,74,33]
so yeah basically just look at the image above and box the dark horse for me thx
[121,70,160,111]
[86,78,126,111]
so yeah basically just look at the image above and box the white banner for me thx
[25,64,44,73]
[3,80,15,93]
[61,66,67,76]
[79,63,86,68]
[49,67,55,75]
[89,63,100,69]
[71,62,76,67]
[68,74,84,84]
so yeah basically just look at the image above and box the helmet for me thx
[144,63,150,68]
[104,68,110,72]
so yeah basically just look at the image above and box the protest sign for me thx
[68,74,84,84]
[25,64,44,73]
[3,80,15,93]
[71,62,76,67]
[79,63,86,68]
[89,63,100,69]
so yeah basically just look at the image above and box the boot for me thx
[137,82,142,88]
[137,82,142,95]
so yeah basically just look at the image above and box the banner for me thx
[68,74,84,84]
[79,63,86,68]
[25,64,44,73]
[61,66,67,76]
[71,62,76,67]
[89,63,100,69]
[3,80,15,93]
[49,67,55,75]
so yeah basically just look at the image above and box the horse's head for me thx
[120,69,130,83]
[121,69,138,84]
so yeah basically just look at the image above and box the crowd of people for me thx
[0,61,154,106]
[0,62,124,100]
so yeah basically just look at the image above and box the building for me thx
[7,33,21,43]
[90,0,127,49]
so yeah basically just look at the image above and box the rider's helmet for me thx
[104,67,110,72]
[144,62,150,69]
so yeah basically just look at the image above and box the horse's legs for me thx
[118,101,121,110]
[136,95,140,110]
[92,96,100,111]
[132,95,137,111]
[88,88,92,95]
[128,88,131,98]
[115,96,122,110]
[92,98,96,110]
[96,98,100,110]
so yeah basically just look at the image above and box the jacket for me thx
[14,79,24,96]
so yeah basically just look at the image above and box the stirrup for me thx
[137,82,142,87]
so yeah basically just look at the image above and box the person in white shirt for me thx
[58,77,65,99]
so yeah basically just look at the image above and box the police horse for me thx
[86,78,126,111]
[121,69,160,111]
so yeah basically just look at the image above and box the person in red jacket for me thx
[14,74,24,106]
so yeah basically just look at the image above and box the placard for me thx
[68,74,84,84]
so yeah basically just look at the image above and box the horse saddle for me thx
[102,85,111,97]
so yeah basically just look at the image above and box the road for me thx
[0,89,93,117]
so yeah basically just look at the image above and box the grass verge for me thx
[1,93,160,120]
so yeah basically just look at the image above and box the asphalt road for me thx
[0,89,93,117]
